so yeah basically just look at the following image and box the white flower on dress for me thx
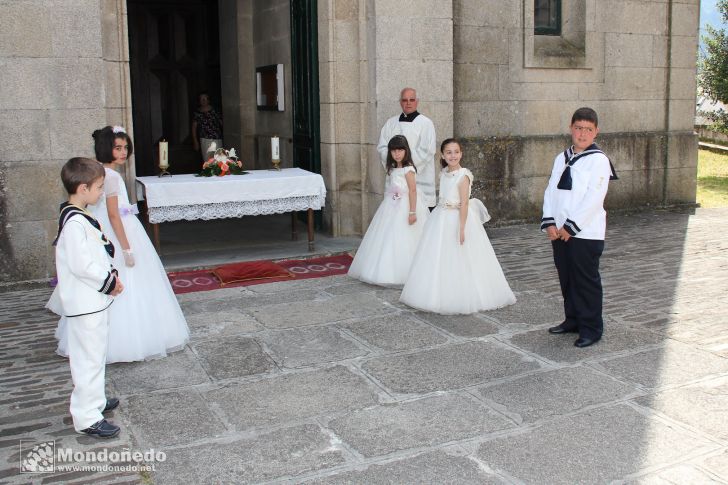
[386,186,403,201]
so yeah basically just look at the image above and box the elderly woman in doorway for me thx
[191,91,223,162]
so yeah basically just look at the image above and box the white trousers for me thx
[68,311,109,431]
[200,138,223,162]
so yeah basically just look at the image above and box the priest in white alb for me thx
[377,87,437,209]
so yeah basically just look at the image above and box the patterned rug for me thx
[167,253,354,294]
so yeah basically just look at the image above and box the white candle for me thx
[271,136,280,162]
[159,141,169,169]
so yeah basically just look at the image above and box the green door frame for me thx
[290,0,321,175]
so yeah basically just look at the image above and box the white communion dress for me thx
[54,167,190,363]
[348,166,430,286]
[400,167,516,314]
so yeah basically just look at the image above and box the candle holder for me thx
[158,140,171,177]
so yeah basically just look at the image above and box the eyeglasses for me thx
[400,98,416,102]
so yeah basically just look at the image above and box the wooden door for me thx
[128,0,221,176]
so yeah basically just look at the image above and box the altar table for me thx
[136,168,326,252]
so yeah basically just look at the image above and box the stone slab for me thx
[477,404,717,485]
[203,366,379,429]
[322,280,379,296]
[414,312,499,338]
[0,59,52,110]
[0,219,55,285]
[179,288,321,315]
[125,390,226,448]
[634,376,728,441]
[0,3,51,58]
[106,348,210,395]
[507,325,665,364]
[0,110,51,162]
[49,108,106,159]
[477,366,636,424]
[373,287,410,309]
[186,310,262,339]
[594,341,728,389]
[702,450,728,481]
[340,314,448,351]
[175,285,255,304]
[307,450,505,484]
[247,275,346,294]
[261,326,368,368]
[249,293,395,328]
[626,464,725,484]
[664,314,728,345]
[362,341,541,394]
[153,424,345,484]
[192,336,275,380]
[328,393,515,457]
[481,291,564,325]
[51,4,103,58]
[3,161,65,222]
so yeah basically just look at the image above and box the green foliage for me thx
[699,1,728,133]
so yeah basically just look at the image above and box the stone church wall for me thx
[452,0,699,222]
[0,0,131,284]
[0,0,701,284]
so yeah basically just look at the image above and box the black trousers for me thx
[552,237,605,340]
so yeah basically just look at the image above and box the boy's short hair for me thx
[571,107,598,127]
[61,157,105,195]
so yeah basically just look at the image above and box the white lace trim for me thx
[147,195,325,223]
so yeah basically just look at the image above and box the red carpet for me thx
[168,253,354,294]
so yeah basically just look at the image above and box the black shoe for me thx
[79,419,120,438]
[574,337,599,348]
[103,398,119,413]
[548,325,577,334]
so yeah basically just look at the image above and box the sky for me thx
[700,0,727,54]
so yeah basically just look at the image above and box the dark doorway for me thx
[128,0,222,176]
[290,0,321,176]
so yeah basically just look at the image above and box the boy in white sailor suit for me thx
[377,87,437,209]
[541,107,618,348]
[46,157,124,438]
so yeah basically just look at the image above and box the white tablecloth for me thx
[136,168,326,224]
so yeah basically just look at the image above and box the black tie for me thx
[557,144,618,191]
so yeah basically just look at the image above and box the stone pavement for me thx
[1,207,728,484]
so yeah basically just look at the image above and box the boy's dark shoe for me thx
[103,398,120,413]
[548,325,578,334]
[574,337,599,348]
[79,419,120,438]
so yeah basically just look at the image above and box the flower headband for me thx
[112,125,126,134]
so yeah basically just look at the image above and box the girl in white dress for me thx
[400,138,516,314]
[348,135,430,286]
[55,126,189,362]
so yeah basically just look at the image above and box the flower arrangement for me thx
[197,146,246,177]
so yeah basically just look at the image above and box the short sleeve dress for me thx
[348,166,430,286]
[400,167,516,314]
